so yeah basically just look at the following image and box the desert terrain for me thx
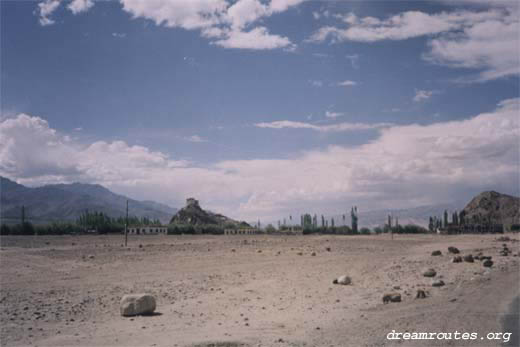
[1,233,518,347]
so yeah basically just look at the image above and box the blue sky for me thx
[1,0,519,223]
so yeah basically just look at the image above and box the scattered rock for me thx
[463,254,474,263]
[448,247,460,254]
[422,268,437,277]
[497,236,510,242]
[325,247,331,252]
[431,250,442,256]
[452,256,463,263]
[88,255,95,259]
[311,252,316,256]
[483,259,494,267]
[432,280,445,287]
[382,293,401,304]
[120,294,156,316]
[415,289,427,299]
[333,275,352,285]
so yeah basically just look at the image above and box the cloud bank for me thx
[2,99,518,222]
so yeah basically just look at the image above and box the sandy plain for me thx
[0,233,518,347]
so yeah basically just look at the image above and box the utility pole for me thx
[124,200,128,247]
[21,205,25,224]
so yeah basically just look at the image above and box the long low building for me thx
[127,226,167,235]
[224,228,261,235]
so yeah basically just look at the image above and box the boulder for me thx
[448,247,460,254]
[463,254,474,263]
[422,268,437,277]
[432,280,445,287]
[483,259,494,268]
[333,275,352,285]
[382,293,401,304]
[120,294,156,316]
[431,250,442,256]
[452,256,463,263]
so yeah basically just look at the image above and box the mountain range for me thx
[0,177,177,224]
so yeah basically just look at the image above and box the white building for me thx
[127,226,167,235]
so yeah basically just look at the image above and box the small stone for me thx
[463,254,474,263]
[333,275,352,285]
[382,293,401,304]
[452,256,463,263]
[431,250,442,256]
[325,247,331,252]
[483,259,494,267]
[432,280,445,287]
[448,246,460,254]
[423,268,437,277]
[311,252,316,256]
[415,289,427,299]
[88,255,95,259]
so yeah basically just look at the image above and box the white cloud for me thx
[37,0,61,26]
[325,111,344,119]
[308,8,519,81]
[112,32,127,38]
[119,0,302,50]
[254,120,391,132]
[214,27,293,50]
[2,99,518,222]
[309,80,323,87]
[120,0,228,30]
[310,10,502,43]
[413,89,434,102]
[68,0,94,14]
[424,16,519,81]
[337,80,357,87]
[226,0,268,30]
[185,135,208,143]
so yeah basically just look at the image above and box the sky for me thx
[1,0,519,223]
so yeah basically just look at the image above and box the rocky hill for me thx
[0,177,177,224]
[462,191,519,230]
[170,198,250,227]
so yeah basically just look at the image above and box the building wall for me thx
[224,228,261,235]
[128,226,167,235]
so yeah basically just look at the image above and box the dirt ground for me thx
[0,233,518,347]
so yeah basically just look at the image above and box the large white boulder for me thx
[120,294,156,316]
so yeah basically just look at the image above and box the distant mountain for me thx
[462,191,519,230]
[170,198,250,227]
[0,177,177,224]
